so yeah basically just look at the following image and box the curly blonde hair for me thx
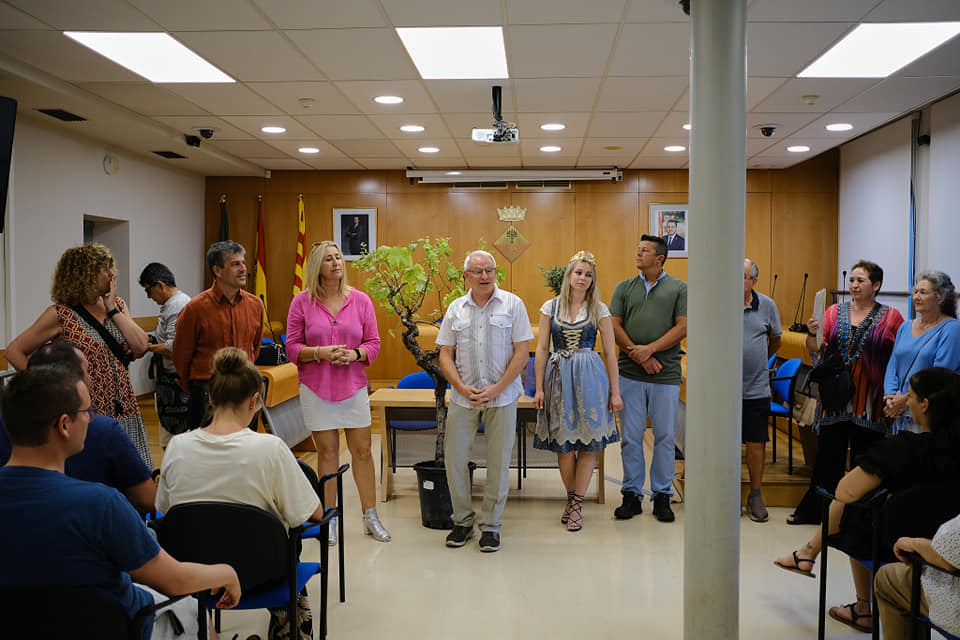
[51,243,115,306]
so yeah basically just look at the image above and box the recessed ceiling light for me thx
[396,27,508,80]
[682,123,692,131]
[540,145,562,153]
[787,145,810,153]
[540,123,566,131]
[63,32,234,83]
[400,124,425,133]
[418,146,440,153]
[798,22,960,78]
[374,95,404,105]
[825,123,853,132]
[261,126,286,134]
[664,145,686,152]
[446,171,462,175]
[298,147,320,154]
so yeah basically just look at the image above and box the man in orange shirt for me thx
[173,240,263,429]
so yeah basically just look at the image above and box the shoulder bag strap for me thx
[72,305,131,367]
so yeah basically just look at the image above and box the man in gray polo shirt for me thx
[742,258,782,522]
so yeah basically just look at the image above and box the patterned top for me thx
[54,300,140,421]
[926,513,960,635]
[816,302,903,433]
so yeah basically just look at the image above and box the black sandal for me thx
[828,601,872,633]
[561,490,574,524]
[566,493,584,532]
[773,550,816,578]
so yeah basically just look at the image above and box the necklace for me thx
[917,314,943,331]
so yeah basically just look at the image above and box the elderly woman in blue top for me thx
[883,271,960,433]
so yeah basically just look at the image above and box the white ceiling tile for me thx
[747,77,790,109]
[333,139,405,157]
[457,140,522,157]
[334,80,437,113]
[507,25,619,78]
[864,0,960,22]
[265,139,348,158]
[791,112,901,139]
[154,116,253,140]
[79,83,209,116]
[246,82,361,114]
[836,76,960,114]
[164,84,282,116]
[746,22,856,77]
[221,115,319,139]
[652,111,689,137]
[285,29,419,81]
[296,114,384,139]
[628,155,687,169]
[747,0,877,22]
[578,153,639,165]
[514,78,602,112]
[520,138,583,155]
[380,0,504,27]
[507,0,627,24]
[5,0,160,29]
[513,113,591,137]
[609,23,689,77]
[369,113,451,137]
[747,138,780,155]
[301,157,366,169]
[393,138,461,157]
[0,32,144,82]
[425,81,515,113]
[587,112,665,137]
[624,0,691,23]
[746,112,819,138]
[208,139,290,158]
[442,113,500,138]
[174,31,324,82]
[251,0,387,28]
[466,157,523,167]
[130,0,272,30]
[580,138,647,154]
[249,157,314,170]
[355,158,411,169]
[0,3,50,28]
[752,78,879,113]
[596,77,687,111]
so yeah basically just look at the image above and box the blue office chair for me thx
[388,371,444,471]
[769,357,802,474]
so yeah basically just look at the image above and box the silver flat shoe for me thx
[328,516,337,547]
[362,508,391,542]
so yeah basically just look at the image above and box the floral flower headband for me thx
[569,250,596,265]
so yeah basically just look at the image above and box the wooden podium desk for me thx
[369,388,605,504]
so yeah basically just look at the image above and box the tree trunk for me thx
[397,312,448,465]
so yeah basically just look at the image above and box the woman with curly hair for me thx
[6,242,152,466]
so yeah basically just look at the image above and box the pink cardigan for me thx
[285,289,381,402]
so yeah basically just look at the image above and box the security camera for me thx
[759,125,777,138]
[198,128,214,139]
[184,134,201,148]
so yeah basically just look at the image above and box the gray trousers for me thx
[444,402,517,533]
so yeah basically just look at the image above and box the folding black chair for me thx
[299,459,349,603]
[907,551,960,640]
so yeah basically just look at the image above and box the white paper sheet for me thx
[813,288,827,346]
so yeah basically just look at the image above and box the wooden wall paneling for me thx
[745,192,773,296]
[771,150,840,194]
[745,169,772,193]
[636,170,689,194]
[573,190,640,305]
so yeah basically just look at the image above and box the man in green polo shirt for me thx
[610,234,687,522]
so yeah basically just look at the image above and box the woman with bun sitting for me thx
[157,347,324,640]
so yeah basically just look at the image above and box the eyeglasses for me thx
[466,268,496,276]
[72,406,95,421]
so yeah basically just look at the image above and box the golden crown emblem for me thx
[497,205,527,221]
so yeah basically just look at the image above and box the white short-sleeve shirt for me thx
[925,513,960,635]
[437,286,534,408]
[538,299,611,322]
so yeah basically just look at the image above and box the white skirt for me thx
[300,384,371,431]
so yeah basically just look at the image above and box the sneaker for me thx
[478,531,501,552]
[652,493,675,522]
[745,493,769,522]
[445,525,474,548]
[613,492,643,520]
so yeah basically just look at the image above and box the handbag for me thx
[809,354,856,413]
[254,341,288,366]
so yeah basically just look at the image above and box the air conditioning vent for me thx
[152,150,187,159]
[515,180,572,189]
[36,108,86,122]
[452,181,508,190]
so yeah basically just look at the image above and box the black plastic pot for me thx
[413,459,475,529]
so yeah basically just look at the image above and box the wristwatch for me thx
[354,348,362,361]
[106,308,121,319]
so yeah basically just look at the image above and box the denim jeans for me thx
[618,377,680,497]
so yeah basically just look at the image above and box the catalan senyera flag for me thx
[255,197,268,312]
[293,195,306,295]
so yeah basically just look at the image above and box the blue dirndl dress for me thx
[533,299,620,453]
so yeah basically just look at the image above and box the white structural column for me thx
[684,1,747,639]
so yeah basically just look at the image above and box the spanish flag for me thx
[255,195,268,312]
[293,195,306,295]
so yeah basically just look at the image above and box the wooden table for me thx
[369,388,605,504]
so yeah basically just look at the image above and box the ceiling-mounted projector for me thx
[472,85,518,143]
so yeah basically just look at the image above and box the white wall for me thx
[2,118,205,390]
[927,91,960,278]
[838,117,912,317]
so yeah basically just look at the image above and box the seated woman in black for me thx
[773,366,960,633]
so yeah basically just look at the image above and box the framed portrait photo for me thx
[333,208,376,260]
[649,204,689,258]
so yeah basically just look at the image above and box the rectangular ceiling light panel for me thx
[799,22,960,78]
[396,27,508,79]
[64,32,235,83]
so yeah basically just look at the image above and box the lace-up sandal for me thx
[827,599,872,632]
[561,490,575,524]
[566,493,584,532]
